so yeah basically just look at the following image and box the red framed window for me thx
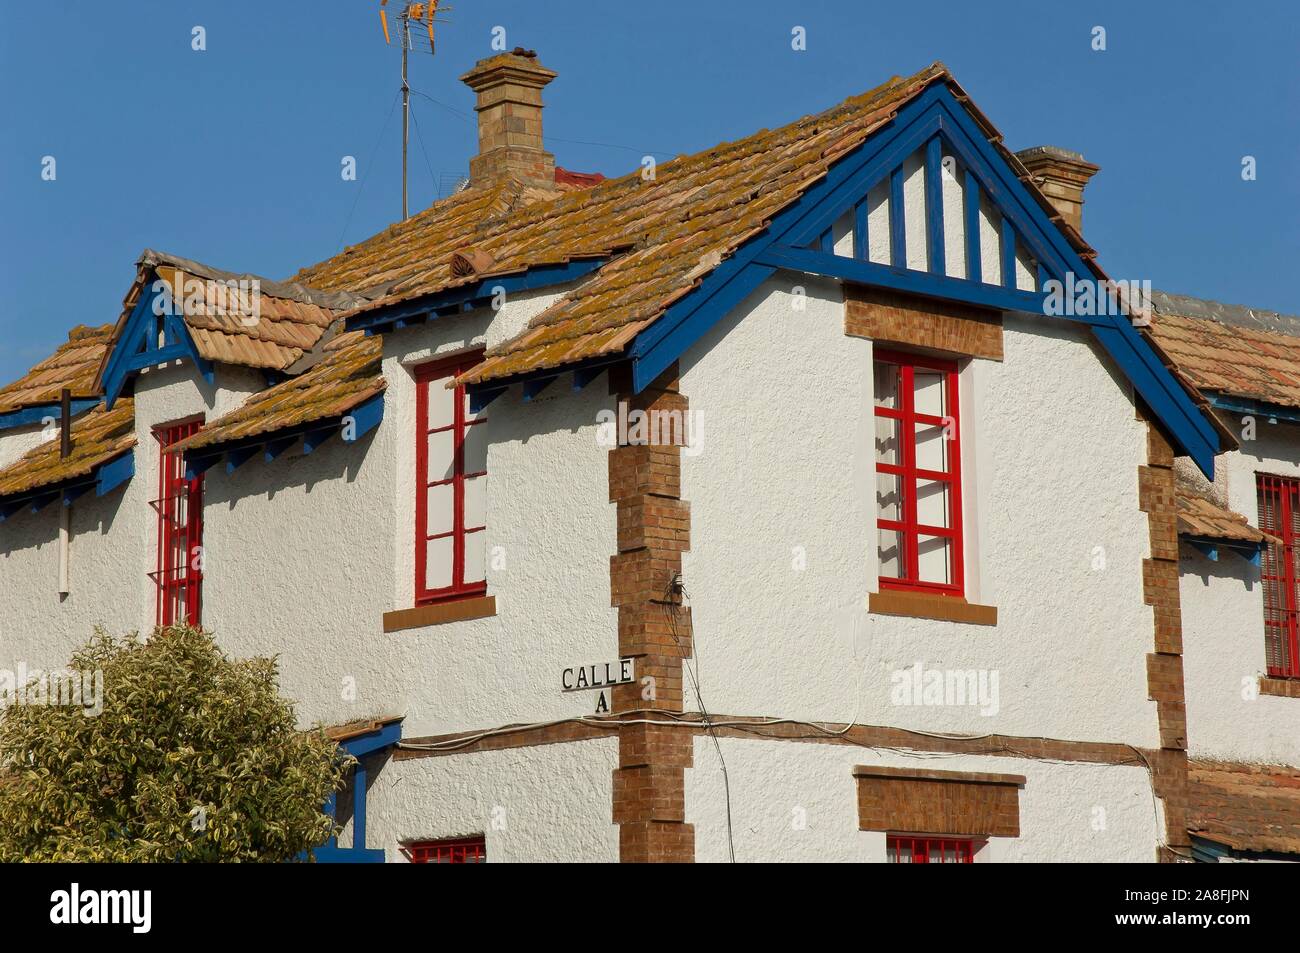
[415,353,487,604]
[874,350,964,596]
[1257,475,1300,678]
[151,419,204,627]
[887,835,977,863]
[405,836,486,864]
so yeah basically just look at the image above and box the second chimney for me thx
[460,48,557,189]
[1015,145,1100,235]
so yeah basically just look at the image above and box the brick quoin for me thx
[1139,417,1191,861]
[608,363,695,862]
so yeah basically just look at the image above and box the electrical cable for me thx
[335,90,400,252]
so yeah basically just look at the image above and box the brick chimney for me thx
[460,48,557,188]
[1015,145,1100,234]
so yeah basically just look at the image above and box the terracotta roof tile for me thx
[0,400,135,500]
[1151,308,1300,410]
[1177,488,1277,545]
[0,324,114,413]
[167,333,384,455]
[1189,760,1300,855]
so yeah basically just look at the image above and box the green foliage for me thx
[0,625,350,862]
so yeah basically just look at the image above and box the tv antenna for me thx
[379,2,452,219]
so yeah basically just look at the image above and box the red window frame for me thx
[415,352,487,605]
[887,835,977,864]
[404,836,486,864]
[873,349,964,596]
[150,419,204,627]
[1257,474,1300,678]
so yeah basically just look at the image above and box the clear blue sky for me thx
[1,0,1296,384]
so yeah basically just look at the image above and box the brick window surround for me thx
[854,765,1024,838]
[414,352,488,606]
[404,836,486,863]
[1257,474,1300,678]
[151,419,204,627]
[874,349,965,597]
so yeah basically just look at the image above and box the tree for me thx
[0,625,350,862]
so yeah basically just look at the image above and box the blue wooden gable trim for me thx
[184,392,384,481]
[0,449,134,523]
[623,82,1221,477]
[0,399,99,432]
[345,258,607,337]
[312,719,402,864]
[102,281,214,410]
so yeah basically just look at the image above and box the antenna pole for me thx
[401,11,410,220]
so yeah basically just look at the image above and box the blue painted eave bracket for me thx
[309,718,402,864]
[1207,393,1300,426]
[185,393,385,481]
[346,259,608,337]
[0,449,134,524]
[0,399,99,432]
[1185,534,1264,566]
[102,281,215,410]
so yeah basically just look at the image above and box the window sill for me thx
[869,589,997,626]
[383,595,496,633]
[1259,676,1300,699]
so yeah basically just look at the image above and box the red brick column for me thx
[1139,420,1191,861]
[608,364,695,862]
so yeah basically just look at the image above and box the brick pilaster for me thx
[1138,419,1191,861]
[608,364,695,862]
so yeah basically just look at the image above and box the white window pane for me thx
[427,429,454,482]
[914,422,949,472]
[915,478,950,529]
[464,475,487,529]
[463,422,488,475]
[874,362,900,408]
[425,536,453,591]
[425,375,455,429]
[425,482,453,536]
[874,415,900,465]
[463,529,486,584]
[917,534,953,586]
[878,527,904,579]
[913,370,945,417]
[876,472,904,522]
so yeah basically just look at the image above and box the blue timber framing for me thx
[184,392,384,481]
[0,399,99,432]
[619,81,1221,477]
[102,280,214,410]
[0,450,135,523]
[1207,393,1300,426]
[313,718,402,863]
[344,258,608,337]
[1184,534,1264,567]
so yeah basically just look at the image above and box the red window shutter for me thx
[1257,475,1300,678]
[415,353,488,605]
[151,420,204,627]
[873,350,964,596]
[405,836,486,863]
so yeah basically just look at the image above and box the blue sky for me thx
[1,0,1296,383]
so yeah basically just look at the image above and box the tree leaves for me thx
[0,625,350,862]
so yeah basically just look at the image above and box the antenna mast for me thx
[379,2,447,220]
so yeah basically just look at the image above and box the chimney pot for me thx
[460,49,557,189]
[1015,145,1100,234]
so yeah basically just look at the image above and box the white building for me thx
[1,52,1295,863]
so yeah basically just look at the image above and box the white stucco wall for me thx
[0,421,56,471]
[678,277,1157,746]
[685,736,1159,863]
[365,739,618,862]
[1179,421,1300,766]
